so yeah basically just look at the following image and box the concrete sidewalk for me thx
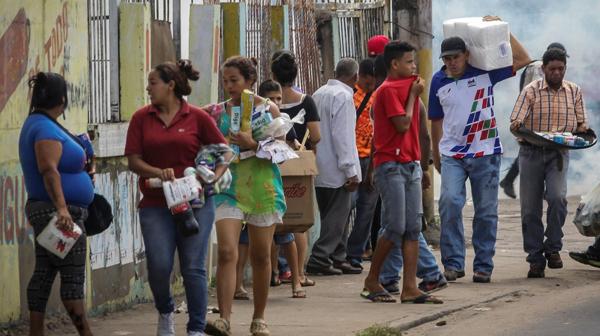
[8,197,600,336]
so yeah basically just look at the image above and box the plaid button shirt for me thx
[511,78,587,133]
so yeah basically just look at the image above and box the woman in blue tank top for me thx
[19,72,95,336]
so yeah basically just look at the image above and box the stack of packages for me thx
[534,131,590,147]
[237,89,302,164]
[443,17,512,71]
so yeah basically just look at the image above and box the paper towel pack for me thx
[442,17,513,71]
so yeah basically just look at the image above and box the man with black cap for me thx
[511,45,588,278]
[428,16,531,284]
[499,42,570,199]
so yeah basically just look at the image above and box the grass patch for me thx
[356,325,402,336]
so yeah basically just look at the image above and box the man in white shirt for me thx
[307,58,362,276]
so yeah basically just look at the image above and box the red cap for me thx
[367,35,390,56]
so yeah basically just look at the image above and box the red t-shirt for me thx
[124,100,227,208]
[373,76,421,167]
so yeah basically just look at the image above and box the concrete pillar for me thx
[188,4,220,107]
[395,0,437,240]
[316,11,335,81]
[331,15,341,67]
[270,4,290,53]
[222,2,247,60]
[119,2,151,121]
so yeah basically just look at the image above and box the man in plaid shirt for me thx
[510,46,588,278]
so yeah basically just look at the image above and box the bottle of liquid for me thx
[170,202,200,236]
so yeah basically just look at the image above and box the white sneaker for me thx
[157,312,175,336]
[188,331,205,336]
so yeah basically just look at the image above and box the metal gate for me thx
[288,0,322,94]
[87,0,175,124]
[88,0,112,124]
[192,0,322,94]
[316,0,386,61]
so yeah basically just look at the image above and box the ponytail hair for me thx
[154,59,200,98]
[28,72,68,114]
[271,50,298,87]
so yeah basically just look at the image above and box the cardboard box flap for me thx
[278,150,318,176]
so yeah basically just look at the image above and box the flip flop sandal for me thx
[360,289,397,303]
[234,290,250,300]
[300,276,315,287]
[205,318,232,336]
[270,272,281,287]
[292,288,307,299]
[401,294,443,304]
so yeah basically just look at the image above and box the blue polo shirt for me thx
[19,114,95,207]
[428,64,513,159]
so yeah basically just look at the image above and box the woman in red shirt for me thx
[125,60,229,336]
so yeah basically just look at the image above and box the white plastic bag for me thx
[252,109,305,140]
[36,215,83,259]
[573,183,600,236]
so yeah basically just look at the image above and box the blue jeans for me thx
[347,158,380,262]
[139,197,215,333]
[439,154,500,274]
[379,232,443,284]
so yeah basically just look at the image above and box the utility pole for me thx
[394,0,438,243]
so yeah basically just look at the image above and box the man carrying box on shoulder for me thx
[429,15,531,284]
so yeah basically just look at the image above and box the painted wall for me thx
[0,1,158,325]
[0,0,89,323]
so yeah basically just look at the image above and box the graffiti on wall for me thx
[0,0,90,324]
[0,8,29,115]
[0,174,31,246]
[90,170,145,270]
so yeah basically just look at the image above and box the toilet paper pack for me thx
[442,17,513,71]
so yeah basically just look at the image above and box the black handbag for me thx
[85,193,113,236]
[31,110,114,236]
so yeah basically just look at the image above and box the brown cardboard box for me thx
[277,150,319,233]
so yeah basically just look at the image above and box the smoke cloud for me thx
[432,0,600,197]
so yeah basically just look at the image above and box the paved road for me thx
[4,197,600,336]
[516,295,600,336]
[405,278,600,336]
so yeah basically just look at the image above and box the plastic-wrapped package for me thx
[466,21,512,70]
[573,183,600,237]
[161,176,201,208]
[442,17,512,71]
[468,21,510,48]
[37,216,83,259]
[442,16,483,40]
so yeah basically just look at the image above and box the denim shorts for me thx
[374,161,422,245]
[238,225,294,245]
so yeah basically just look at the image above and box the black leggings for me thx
[25,201,88,313]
